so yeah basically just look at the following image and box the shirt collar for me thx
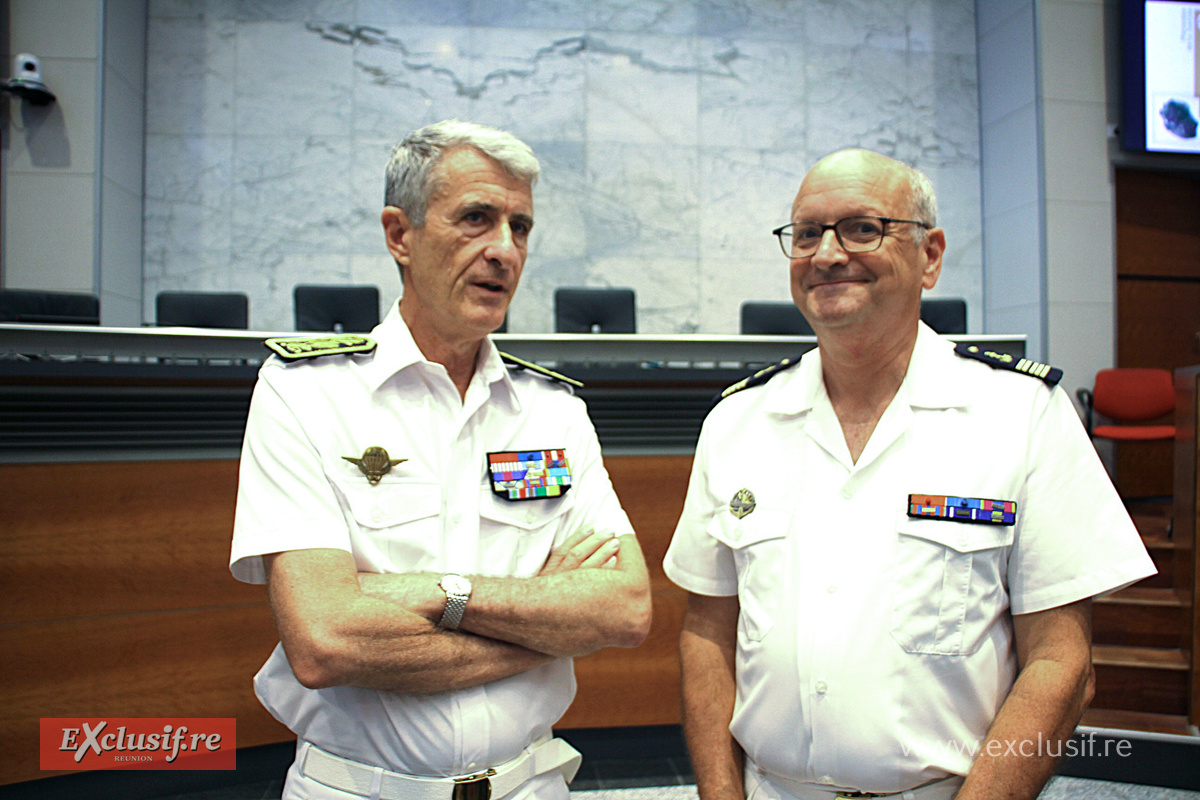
[761,321,971,415]
[360,303,519,410]
[900,322,973,409]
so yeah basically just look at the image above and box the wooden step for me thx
[1138,546,1177,589]
[1093,588,1189,648]
[1092,645,1190,716]
[1132,512,1172,542]
[1079,707,1198,736]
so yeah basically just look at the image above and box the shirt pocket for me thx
[479,486,575,577]
[890,515,1014,656]
[334,477,444,568]
[707,509,790,642]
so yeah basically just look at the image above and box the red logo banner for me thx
[40,718,236,770]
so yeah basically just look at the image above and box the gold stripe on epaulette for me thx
[500,352,584,388]
[265,334,377,360]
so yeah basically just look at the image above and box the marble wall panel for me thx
[144,0,983,333]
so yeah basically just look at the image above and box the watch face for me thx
[441,574,470,595]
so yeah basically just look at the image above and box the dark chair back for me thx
[739,301,814,335]
[554,288,636,333]
[156,291,249,329]
[294,285,380,333]
[920,298,967,334]
[0,289,100,325]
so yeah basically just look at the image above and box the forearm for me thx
[464,534,651,656]
[955,603,1094,800]
[358,533,652,658]
[680,594,744,800]
[267,550,553,693]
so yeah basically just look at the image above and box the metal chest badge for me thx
[343,446,406,485]
[488,449,572,501]
[730,488,756,519]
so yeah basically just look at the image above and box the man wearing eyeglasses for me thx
[665,148,1154,800]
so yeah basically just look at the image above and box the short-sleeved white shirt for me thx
[230,306,633,777]
[664,324,1155,794]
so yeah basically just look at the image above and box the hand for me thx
[538,528,621,576]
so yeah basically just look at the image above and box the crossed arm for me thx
[264,528,652,694]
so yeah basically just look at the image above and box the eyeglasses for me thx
[772,216,931,258]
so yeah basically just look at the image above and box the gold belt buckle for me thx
[452,768,495,800]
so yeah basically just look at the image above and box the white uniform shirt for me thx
[664,324,1155,794]
[230,306,633,777]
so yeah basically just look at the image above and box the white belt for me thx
[301,736,582,800]
[752,766,962,800]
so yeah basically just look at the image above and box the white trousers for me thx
[280,740,571,800]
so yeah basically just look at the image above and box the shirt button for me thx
[819,775,835,785]
[840,487,853,499]
[451,513,462,526]
[371,508,385,523]
[827,584,837,594]
[815,680,828,694]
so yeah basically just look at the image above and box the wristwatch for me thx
[437,573,472,630]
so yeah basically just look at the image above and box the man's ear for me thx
[382,206,414,268]
[920,227,946,291]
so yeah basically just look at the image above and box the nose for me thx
[808,227,848,267]
[483,223,523,269]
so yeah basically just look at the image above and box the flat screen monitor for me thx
[1122,0,1200,154]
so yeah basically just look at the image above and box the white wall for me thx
[3,0,102,294]
[2,0,146,326]
[139,0,984,333]
[1039,0,1118,400]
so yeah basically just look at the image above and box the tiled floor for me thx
[125,766,1200,800]
[141,774,1200,799]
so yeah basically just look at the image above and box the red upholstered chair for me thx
[1076,368,1176,442]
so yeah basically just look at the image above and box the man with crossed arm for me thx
[231,120,651,800]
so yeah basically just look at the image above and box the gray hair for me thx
[384,120,540,226]
[905,165,938,230]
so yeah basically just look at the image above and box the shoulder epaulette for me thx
[500,352,584,388]
[717,355,803,402]
[954,343,1062,387]
[265,334,377,361]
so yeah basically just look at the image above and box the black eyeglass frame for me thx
[771,216,931,258]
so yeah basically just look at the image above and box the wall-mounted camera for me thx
[5,53,57,106]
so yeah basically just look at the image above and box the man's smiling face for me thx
[788,150,941,334]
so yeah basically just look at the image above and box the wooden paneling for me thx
[1172,368,1200,728]
[1114,169,1200,499]
[0,460,290,785]
[0,606,291,782]
[0,454,696,785]
[0,460,262,625]
[560,455,694,728]
[1115,168,1200,279]
[1115,280,1200,373]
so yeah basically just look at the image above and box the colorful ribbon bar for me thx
[908,494,1017,526]
[488,449,572,501]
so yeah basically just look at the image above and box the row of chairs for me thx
[0,286,970,335]
[739,298,967,335]
[0,286,382,333]
[157,286,383,332]
[555,291,969,335]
